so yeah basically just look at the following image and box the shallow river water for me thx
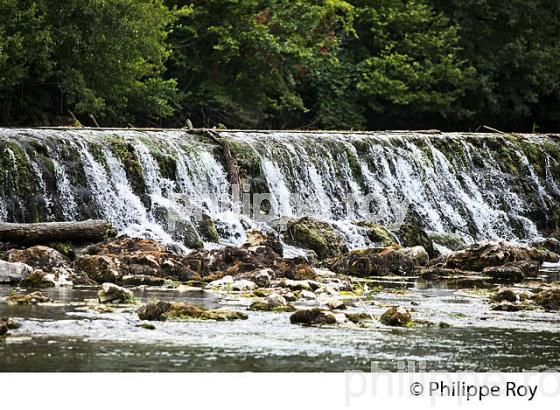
[1,268,560,372]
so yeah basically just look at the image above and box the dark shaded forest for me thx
[1,0,559,131]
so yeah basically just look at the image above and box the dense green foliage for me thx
[0,0,559,130]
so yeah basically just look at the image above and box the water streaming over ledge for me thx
[0,128,559,250]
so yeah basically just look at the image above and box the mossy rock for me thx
[137,300,248,321]
[284,217,348,260]
[355,221,397,247]
[397,208,437,258]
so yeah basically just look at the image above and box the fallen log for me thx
[0,220,115,246]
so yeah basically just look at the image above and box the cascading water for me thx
[0,128,559,251]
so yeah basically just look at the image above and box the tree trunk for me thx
[0,220,115,246]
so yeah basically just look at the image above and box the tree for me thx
[0,0,176,126]
[432,0,560,131]
[165,0,354,129]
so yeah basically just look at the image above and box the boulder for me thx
[238,268,273,287]
[243,229,283,256]
[400,246,429,266]
[196,214,220,243]
[0,318,18,336]
[249,294,295,312]
[397,208,437,257]
[283,217,348,260]
[326,248,416,277]
[530,238,560,255]
[428,233,467,251]
[0,260,33,284]
[77,236,200,284]
[353,222,397,247]
[300,289,317,300]
[97,283,134,303]
[533,289,560,311]
[137,300,248,321]
[482,261,539,283]
[443,240,551,272]
[492,288,517,303]
[207,275,234,289]
[289,308,337,326]
[7,245,72,270]
[379,306,412,327]
[76,255,121,283]
[282,258,317,280]
[19,269,56,288]
[326,299,346,310]
[121,275,166,287]
[231,279,256,291]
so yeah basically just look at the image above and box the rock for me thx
[248,295,295,312]
[326,299,346,310]
[7,245,72,270]
[326,248,416,277]
[400,246,429,266]
[77,236,200,284]
[172,218,204,249]
[353,222,397,247]
[0,259,33,283]
[397,207,437,258]
[492,288,517,303]
[345,312,371,324]
[443,240,550,271]
[0,318,18,336]
[207,275,234,289]
[5,291,52,304]
[379,306,412,327]
[77,255,121,283]
[289,308,337,326]
[530,238,560,255]
[137,300,171,321]
[243,229,283,256]
[266,293,288,308]
[136,323,156,330]
[137,300,248,321]
[283,217,348,260]
[282,257,317,280]
[280,279,312,291]
[532,289,560,311]
[483,261,539,283]
[239,268,273,287]
[121,275,166,287]
[428,233,467,251]
[231,279,256,291]
[97,283,134,303]
[300,289,317,300]
[19,269,56,288]
[197,214,220,243]
[491,302,522,312]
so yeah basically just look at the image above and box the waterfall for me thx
[0,128,558,250]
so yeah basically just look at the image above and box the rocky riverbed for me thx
[1,217,560,371]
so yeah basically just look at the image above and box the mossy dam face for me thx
[0,128,559,250]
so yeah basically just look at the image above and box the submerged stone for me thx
[5,291,52,305]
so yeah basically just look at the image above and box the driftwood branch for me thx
[0,220,115,246]
[207,130,241,187]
